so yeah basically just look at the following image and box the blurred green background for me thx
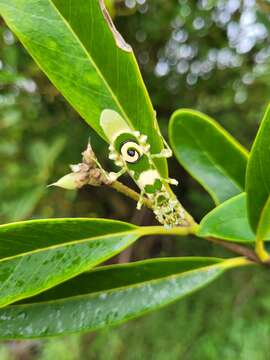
[1,0,270,358]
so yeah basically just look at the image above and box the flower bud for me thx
[49,173,79,190]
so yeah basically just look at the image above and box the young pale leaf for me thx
[0,257,249,339]
[169,109,248,205]
[246,104,270,233]
[0,0,167,176]
[0,219,141,307]
[198,193,256,242]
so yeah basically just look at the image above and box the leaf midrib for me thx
[2,1,135,131]
[0,228,140,265]
[15,262,224,307]
[50,0,137,129]
[180,122,245,192]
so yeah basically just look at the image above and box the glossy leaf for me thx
[0,0,167,176]
[246,104,270,233]
[198,193,256,242]
[0,219,140,307]
[257,197,270,241]
[104,0,115,16]
[0,257,248,339]
[169,109,248,204]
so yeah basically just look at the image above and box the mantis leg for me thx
[136,188,147,210]
[162,177,179,186]
[151,148,172,159]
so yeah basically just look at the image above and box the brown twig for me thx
[207,237,261,263]
[108,180,152,209]
[109,180,196,227]
[142,225,266,266]
[108,181,268,266]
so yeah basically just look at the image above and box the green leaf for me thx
[0,0,167,176]
[104,0,115,17]
[246,104,270,232]
[0,218,140,307]
[169,109,248,204]
[198,193,256,242]
[0,257,248,339]
[257,197,270,241]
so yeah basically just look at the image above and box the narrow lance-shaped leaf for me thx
[0,257,250,339]
[246,104,270,233]
[0,219,141,307]
[198,193,256,243]
[255,196,270,261]
[0,0,167,176]
[257,197,270,241]
[169,109,248,205]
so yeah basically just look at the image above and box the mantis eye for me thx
[120,141,142,163]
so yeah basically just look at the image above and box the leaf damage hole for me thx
[99,0,132,52]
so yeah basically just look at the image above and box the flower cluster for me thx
[50,142,112,190]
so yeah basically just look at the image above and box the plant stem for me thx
[108,180,152,209]
[255,237,269,262]
[109,180,196,226]
[109,182,267,266]
[141,224,199,237]
[206,237,260,263]
[141,225,262,264]
[221,256,254,269]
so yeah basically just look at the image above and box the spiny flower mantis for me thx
[52,109,187,228]
[100,110,186,227]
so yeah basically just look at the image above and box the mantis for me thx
[100,109,186,227]
[51,109,187,227]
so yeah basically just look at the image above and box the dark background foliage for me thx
[1,0,270,358]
